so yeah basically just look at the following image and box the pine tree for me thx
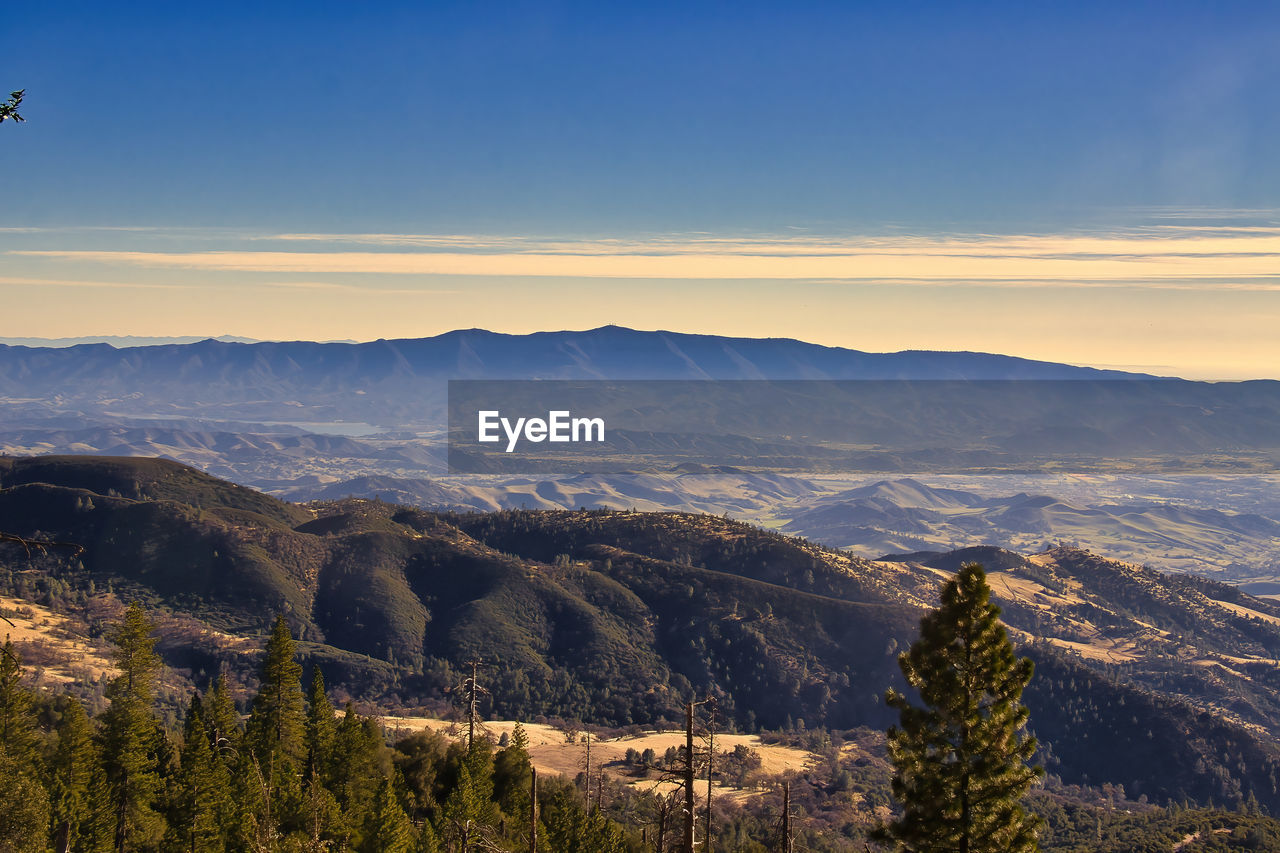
[493,722,533,829]
[305,666,336,784]
[0,752,51,853]
[101,602,167,852]
[231,748,277,853]
[877,563,1042,853]
[442,763,484,851]
[0,637,38,762]
[205,671,241,771]
[0,89,23,124]
[299,667,340,848]
[246,615,307,769]
[361,775,415,853]
[243,616,308,846]
[413,817,441,853]
[540,786,628,853]
[49,697,104,853]
[0,638,50,853]
[329,706,387,847]
[171,694,231,852]
[299,777,343,851]
[462,737,496,826]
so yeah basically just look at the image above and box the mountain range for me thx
[3,327,1279,482]
[4,454,1280,814]
[0,325,1161,431]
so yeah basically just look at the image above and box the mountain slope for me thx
[3,455,1280,811]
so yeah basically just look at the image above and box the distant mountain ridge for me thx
[0,324,1152,391]
[3,326,1278,482]
[0,334,271,348]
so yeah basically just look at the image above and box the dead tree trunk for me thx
[704,700,715,850]
[530,767,538,853]
[684,701,696,853]
[780,781,792,853]
[466,659,481,748]
[584,730,592,812]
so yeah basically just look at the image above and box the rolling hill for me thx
[783,478,1280,577]
[3,455,1280,812]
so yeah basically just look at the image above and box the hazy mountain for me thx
[282,466,820,514]
[278,471,1280,579]
[783,478,1280,577]
[0,334,264,347]
[3,327,1279,480]
[0,325,1150,430]
[0,325,1156,385]
[823,477,987,509]
[5,455,1280,813]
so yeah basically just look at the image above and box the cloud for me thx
[251,280,461,295]
[11,227,1280,286]
[0,275,189,289]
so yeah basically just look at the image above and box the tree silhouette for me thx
[0,90,22,124]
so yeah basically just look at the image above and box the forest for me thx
[6,599,1280,852]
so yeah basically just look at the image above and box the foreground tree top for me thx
[0,90,24,124]
[878,562,1043,853]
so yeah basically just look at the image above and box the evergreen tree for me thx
[0,637,38,762]
[246,615,306,769]
[49,697,104,853]
[231,748,278,853]
[413,817,440,853]
[299,777,343,851]
[461,737,496,826]
[170,694,230,853]
[877,563,1042,853]
[441,763,484,851]
[0,642,49,852]
[328,705,387,847]
[101,602,166,852]
[540,786,627,853]
[361,775,415,853]
[206,671,241,765]
[0,752,51,853]
[492,723,532,833]
[393,729,450,827]
[243,616,309,846]
[305,666,336,784]
[0,89,23,124]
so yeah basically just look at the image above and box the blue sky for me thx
[4,2,1280,377]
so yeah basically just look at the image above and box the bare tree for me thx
[449,659,489,748]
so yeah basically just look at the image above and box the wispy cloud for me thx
[251,280,461,295]
[256,227,1280,258]
[0,275,190,290]
[10,227,1280,286]
[0,225,170,234]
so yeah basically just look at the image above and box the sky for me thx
[4,1,1280,379]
